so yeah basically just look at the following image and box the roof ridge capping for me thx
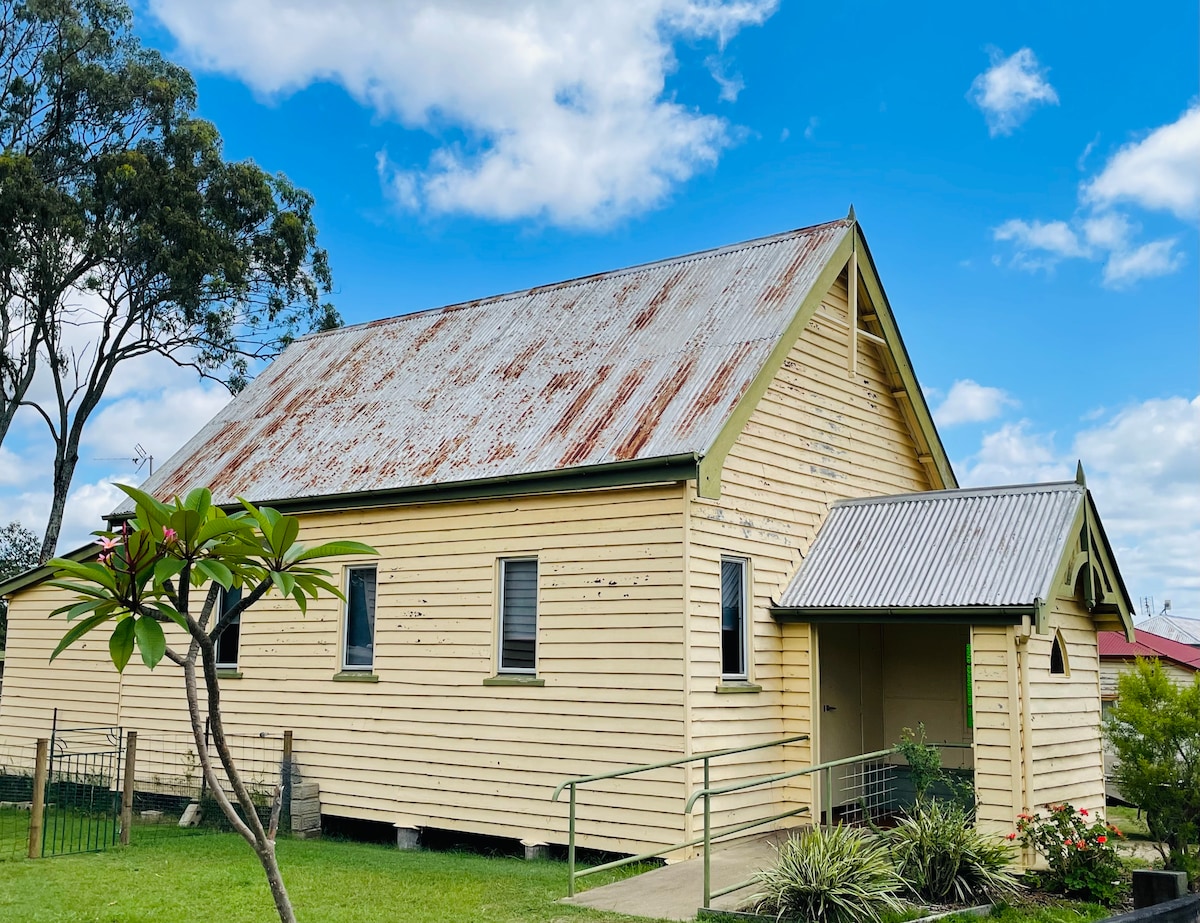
[829,480,1083,509]
[298,216,855,341]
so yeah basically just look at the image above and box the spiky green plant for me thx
[751,825,907,923]
[887,799,1021,904]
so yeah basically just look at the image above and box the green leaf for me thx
[194,558,234,589]
[50,559,118,592]
[154,556,186,589]
[270,515,300,556]
[149,601,187,630]
[134,617,166,669]
[270,570,296,598]
[183,488,213,517]
[65,598,108,620]
[109,618,136,672]
[46,580,112,602]
[290,586,308,614]
[51,613,113,661]
[195,517,248,547]
[169,508,202,547]
[288,540,378,563]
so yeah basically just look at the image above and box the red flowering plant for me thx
[1013,803,1125,904]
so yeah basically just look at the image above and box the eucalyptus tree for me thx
[0,0,338,560]
[0,519,40,644]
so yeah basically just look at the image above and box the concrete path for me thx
[559,829,795,922]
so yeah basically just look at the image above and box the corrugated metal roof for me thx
[125,218,852,509]
[1134,615,1200,646]
[1098,630,1200,668]
[777,482,1086,610]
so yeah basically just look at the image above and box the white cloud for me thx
[803,116,818,140]
[1101,238,1184,287]
[957,420,1066,488]
[933,379,1017,427]
[993,107,1195,288]
[1082,104,1200,220]
[706,55,745,103]
[148,0,778,227]
[993,218,1088,270]
[957,397,1200,618]
[82,384,231,461]
[968,47,1059,137]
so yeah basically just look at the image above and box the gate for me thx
[42,719,123,857]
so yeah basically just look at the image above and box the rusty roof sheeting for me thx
[777,482,1085,610]
[130,219,851,508]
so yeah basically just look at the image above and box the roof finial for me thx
[1075,460,1086,486]
[847,203,856,222]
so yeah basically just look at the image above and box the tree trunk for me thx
[179,652,297,923]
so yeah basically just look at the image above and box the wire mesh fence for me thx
[130,730,290,843]
[828,758,898,825]
[0,739,38,861]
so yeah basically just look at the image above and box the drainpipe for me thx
[1015,616,1035,863]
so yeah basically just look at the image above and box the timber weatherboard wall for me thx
[0,485,693,852]
[685,267,936,836]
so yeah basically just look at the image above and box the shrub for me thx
[1105,659,1200,887]
[888,799,1021,904]
[751,825,906,923]
[1014,803,1125,904]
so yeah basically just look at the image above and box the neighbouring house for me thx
[0,215,1135,856]
[1098,628,1200,799]
[1133,615,1200,648]
[1100,628,1200,706]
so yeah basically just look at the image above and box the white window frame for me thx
[720,556,750,681]
[341,565,378,673]
[214,586,242,671]
[498,557,538,675]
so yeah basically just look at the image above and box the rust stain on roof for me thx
[123,219,853,509]
[615,355,697,460]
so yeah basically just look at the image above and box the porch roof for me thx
[773,480,1134,633]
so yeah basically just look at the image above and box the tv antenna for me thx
[94,444,153,476]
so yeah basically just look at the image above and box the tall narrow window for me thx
[499,559,537,673]
[721,557,748,679]
[214,586,242,671]
[343,566,377,671]
[1050,631,1068,676]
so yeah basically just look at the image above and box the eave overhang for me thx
[770,604,1034,625]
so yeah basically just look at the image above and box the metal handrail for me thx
[552,734,808,897]
[687,741,974,908]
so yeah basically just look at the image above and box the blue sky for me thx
[2,0,1197,618]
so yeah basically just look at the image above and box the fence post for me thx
[120,731,137,846]
[28,738,49,859]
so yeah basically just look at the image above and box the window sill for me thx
[715,681,762,694]
[332,671,379,683]
[216,670,243,680]
[483,675,545,687]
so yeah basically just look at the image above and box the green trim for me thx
[216,670,243,680]
[697,229,855,499]
[771,605,1031,624]
[483,675,545,687]
[332,671,379,682]
[715,681,762,694]
[851,227,957,490]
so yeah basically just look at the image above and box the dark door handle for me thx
[823,705,837,712]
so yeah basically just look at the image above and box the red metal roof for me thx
[127,218,852,508]
[1099,629,1200,669]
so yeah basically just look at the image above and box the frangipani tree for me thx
[48,485,375,923]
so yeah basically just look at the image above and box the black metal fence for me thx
[42,726,123,857]
[0,721,292,860]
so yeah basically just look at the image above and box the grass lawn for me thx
[0,832,670,923]
[1104,805,1152,840]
